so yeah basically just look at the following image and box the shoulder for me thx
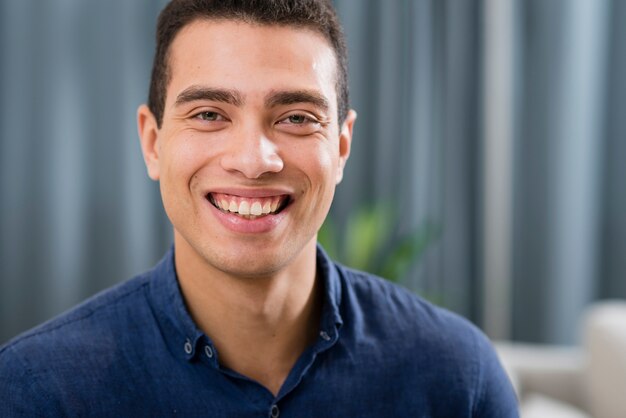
[335,265,519,416]
[2,271,152,355]
[338,264,480,343]
[0,272,153,412]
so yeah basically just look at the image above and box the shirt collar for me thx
[148,244,344,363]
[316,243,344,333]
[148,246,204,362]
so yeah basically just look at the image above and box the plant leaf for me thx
[317,217,338,260]
[344,204,393,271]
[380,222,439,281]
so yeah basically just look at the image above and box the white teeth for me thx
[213,194,286,216]
[238,201,250,215]
[250,202,262,216]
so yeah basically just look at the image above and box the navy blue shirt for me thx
[0,246,518,417]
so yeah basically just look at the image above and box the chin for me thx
[210,251,288,279]
[196,237,282,270]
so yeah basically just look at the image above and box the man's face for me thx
[139,19,355,278]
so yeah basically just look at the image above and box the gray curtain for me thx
[0,0,171,343]
[335,0,626,344]
[511,0,626,343]
[1,0,625,345]
[333,0,482,321]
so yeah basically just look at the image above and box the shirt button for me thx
[270,404,279,418]
[320,331,331,341]
[184,340,193,354]
[204,345,214,358]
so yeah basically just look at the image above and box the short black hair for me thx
[148,0,349,128]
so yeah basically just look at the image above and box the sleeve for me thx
[471,330,521,418]
[0,344,60,417]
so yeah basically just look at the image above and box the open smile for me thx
[206,192,292,220]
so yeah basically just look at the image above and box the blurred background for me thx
[1,0,624,346]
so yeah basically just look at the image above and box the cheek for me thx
[314,141,339,182]
[161,134,209,183]
[289,140,338,197]
[309,151,333,176]
[158,134,215,217]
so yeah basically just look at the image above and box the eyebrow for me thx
[265,90,330,113]
[174,86,330,113]
[174,86,244,107]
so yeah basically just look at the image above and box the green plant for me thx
[318,204,439,283]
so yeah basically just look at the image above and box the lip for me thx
[206,187,294,199]
[204,188,293,234]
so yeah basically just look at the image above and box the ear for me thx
[137,104,161,181]
[335,109,357,184]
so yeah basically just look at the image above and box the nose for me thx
[220,127,284,179]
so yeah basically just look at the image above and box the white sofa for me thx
[495,301,626,418]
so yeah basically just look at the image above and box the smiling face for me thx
[138,19,355,279]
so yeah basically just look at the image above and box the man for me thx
[0,0,518,416]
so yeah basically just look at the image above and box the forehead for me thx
[166,19,338,108]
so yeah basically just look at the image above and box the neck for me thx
[174,235,321,396]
